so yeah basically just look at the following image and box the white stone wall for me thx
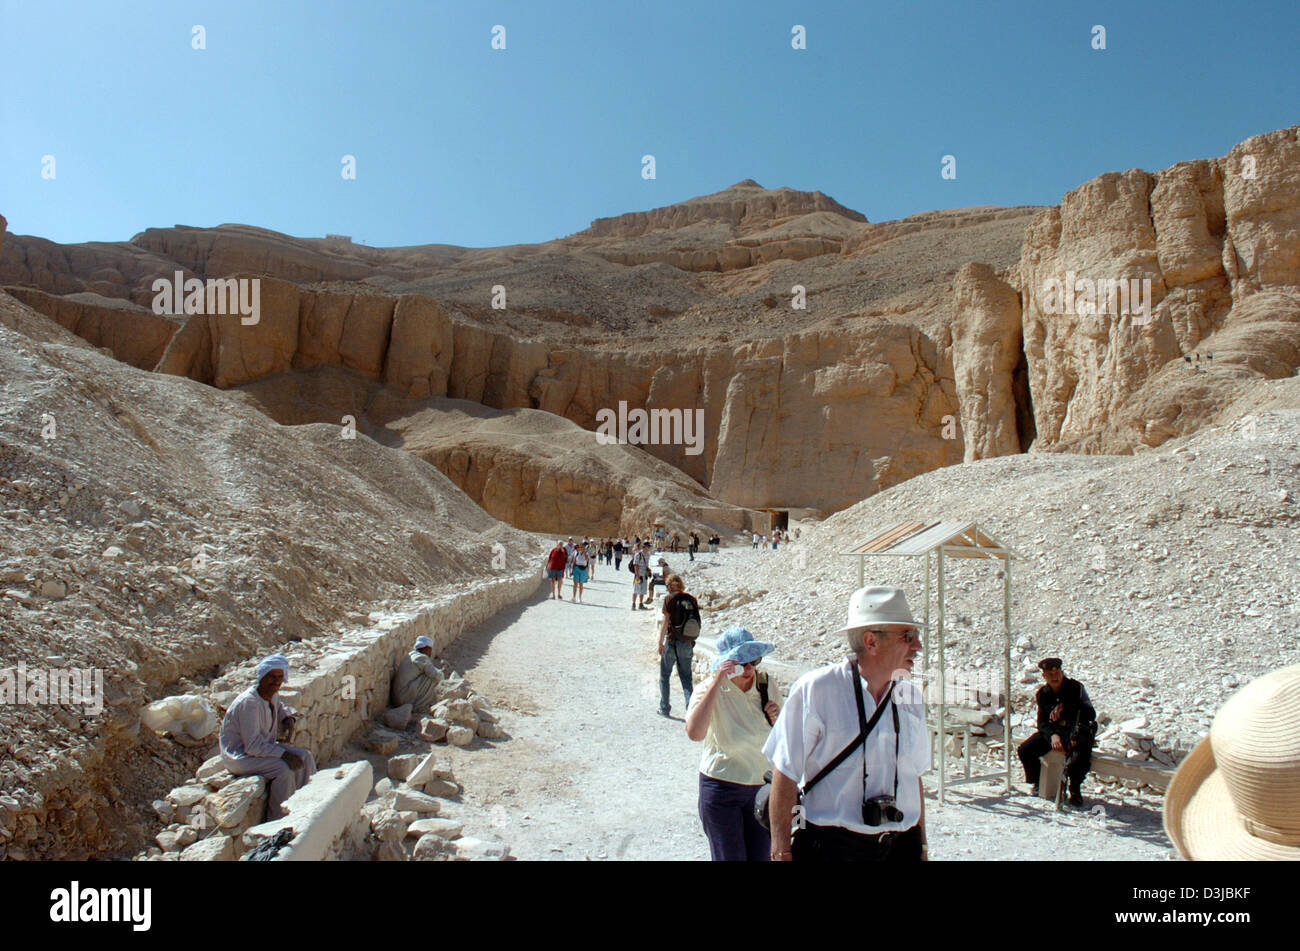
[142,569,540,859]
[209,569,540,765]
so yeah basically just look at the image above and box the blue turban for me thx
[255,654,290,683]
[413,636,434,650]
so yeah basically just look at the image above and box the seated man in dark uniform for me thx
[1016,657,1096,807]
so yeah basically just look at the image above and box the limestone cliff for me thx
[1015,126,1300,452]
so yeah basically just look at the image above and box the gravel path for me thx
[436,563,710,860]
[434,549,1175,861]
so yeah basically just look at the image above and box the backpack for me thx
[668,593,701,640]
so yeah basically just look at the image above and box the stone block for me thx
[446,726,475,748]
[370,808,406,844]
[395,788,441,815]
[206,775,267,830]
[404,752,454,788]
[364,732,400,756]
[406,818,463,839]
[166,786,205,809]
[420,779,458,798]
[241,761,373,861]
[387,753,422,782]
[432,699,478,727]
[452,836,511,861]
[180,835,235,861]
[418,718,449,743]
[411,832,455,861]
[1037,750,1066,800]
[383,704,412,730]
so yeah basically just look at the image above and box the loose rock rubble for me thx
[134,660,513,861]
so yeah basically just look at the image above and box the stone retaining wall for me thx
[208,568,540,765]
[142,568,540,858]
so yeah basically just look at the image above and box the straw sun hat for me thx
[1163,663,1300,860]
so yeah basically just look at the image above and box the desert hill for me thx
[0,287,534,858]
[2,126,1298,523]
[699,406,1300,759]
[231,367,754,536]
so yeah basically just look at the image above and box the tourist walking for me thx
[630,541,652,610]
[571,542,591,602]
[658,574,701,718]
[614,537,625,572]
[544,540,567,599]
[763,585,930,862]
[686,627,781,861]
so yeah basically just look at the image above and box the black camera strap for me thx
[859,680,901,805]
[799,662,895,798]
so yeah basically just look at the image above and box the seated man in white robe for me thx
[219,654,317,821]
[392,635,443,712]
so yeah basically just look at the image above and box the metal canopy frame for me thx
[842,520,1015,802]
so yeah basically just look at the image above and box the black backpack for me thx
[668,593,701,639]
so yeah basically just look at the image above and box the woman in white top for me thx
[685,627,781,861]
[570,542,590,602]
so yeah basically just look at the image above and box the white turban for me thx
[255,654,289,682]
[413,636,434,651]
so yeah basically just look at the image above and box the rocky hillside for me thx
[3,126,1298,522]
[697,406,1300,760]
[0,287,534,859]
[231,367,755,536]
[957,126,1300,460]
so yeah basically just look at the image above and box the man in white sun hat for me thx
[763,585,930,861]
[1163,663,1300,860]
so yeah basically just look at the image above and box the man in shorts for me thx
[544,540,567,599]
[631,542,652,610]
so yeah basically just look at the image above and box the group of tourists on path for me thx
[226,526,1294,865]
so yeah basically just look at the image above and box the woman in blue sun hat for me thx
[685,626,782,861]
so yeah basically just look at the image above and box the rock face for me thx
[572,181,870,272]
[2,287,180,370]
[6,125,1298,518]
[1016,126,1300,453]
[951,263,1028,460]
[144,281,964,516]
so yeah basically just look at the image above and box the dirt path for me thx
[436,562,710,860]
[433,550,1175,861]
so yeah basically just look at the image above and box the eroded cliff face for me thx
[950,263,1024,461]
[145,280,962,515]
[8,126,1297,523]
[1015,126,1300,452]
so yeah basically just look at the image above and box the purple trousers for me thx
[698,774,771,862]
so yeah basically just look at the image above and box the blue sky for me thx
[2,0,1296,247]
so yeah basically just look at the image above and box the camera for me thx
[863,795,904,826]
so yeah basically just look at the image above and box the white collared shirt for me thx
[763,658,930,834]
